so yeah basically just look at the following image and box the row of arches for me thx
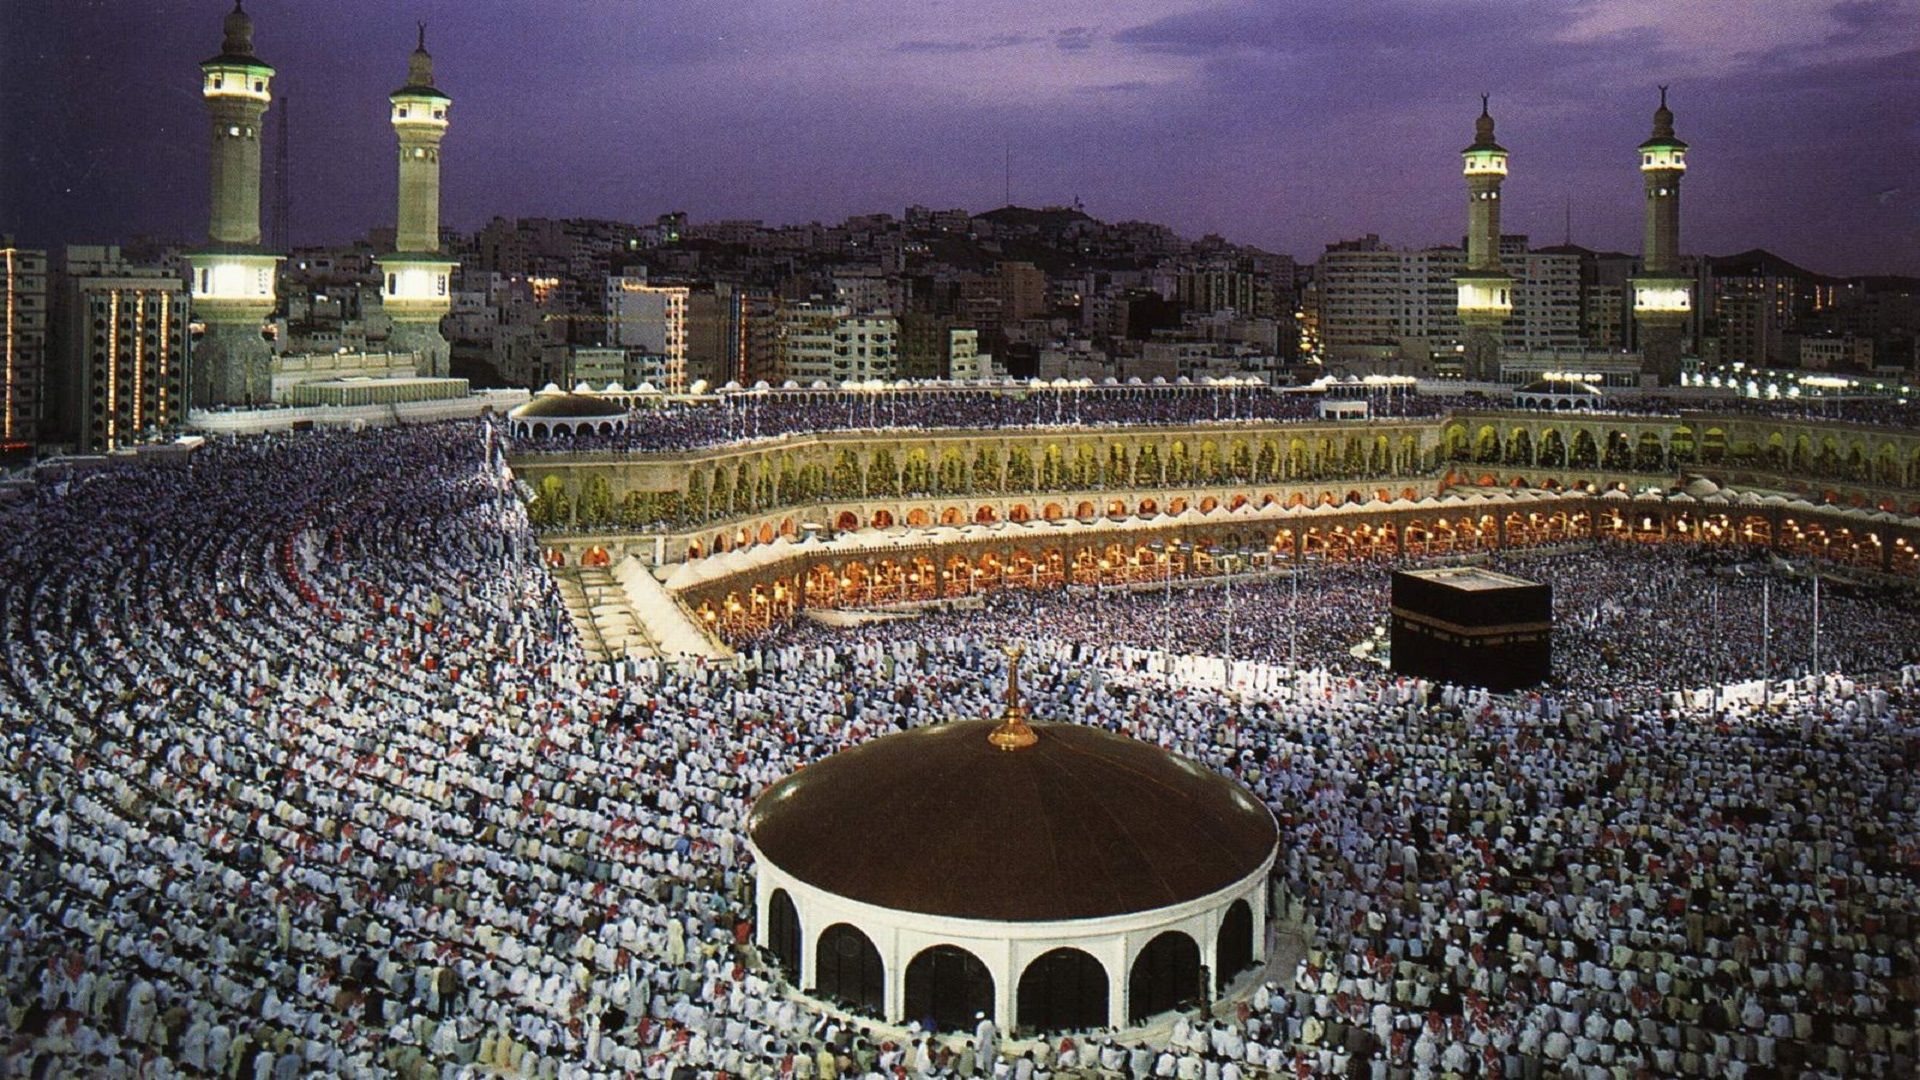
[766,891,1254,1033]
[1444,422,1920,488]
[690,512,1596,635]
[686,502,1920,637]
[522,427,1440,532]
[524,415,1920,537]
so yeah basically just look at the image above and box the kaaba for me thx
[1390,567,1551,690]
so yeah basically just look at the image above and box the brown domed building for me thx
[748,651,1278,1035]
[507,390,630,439]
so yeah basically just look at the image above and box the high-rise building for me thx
[1317,237,1461,363]
[186,1,283,407]
[1,239,49,451]
[1631,88,1692,385]
[1506,249,1584,354]
[57,247,191,452]
[377,26,457,376]
[775,300,848,384]
[606,276,688,391]
[721,285,779,386]
[1455,97,1513,381]
[899,313,978,380]
[832,313,899,381]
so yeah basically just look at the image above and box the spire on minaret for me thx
[1468,94,1503,151]
[221,0,255,57]
[407,22,436,88]
[1640,86,1686,151]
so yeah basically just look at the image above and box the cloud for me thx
[1055,26,1096,51]
[894,33,1036,54]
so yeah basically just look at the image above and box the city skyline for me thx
[4,0,1918,274]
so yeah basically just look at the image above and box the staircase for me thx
[554,567,655,662]
[577,566,655,659]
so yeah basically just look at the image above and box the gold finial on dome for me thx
[988,644,1038,751]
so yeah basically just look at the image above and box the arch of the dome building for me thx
[907,507,931,527]
[1215,899,1255,991]
[1128,930,1201,1025]
[766,889,802,984]
[1017,948,1110,1036]
[814,923,885,1017]
[903,944,995,1033]
[871,509,894,529]
[835,511,859,532]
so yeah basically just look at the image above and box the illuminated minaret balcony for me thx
[1462,148,1508,177]
[1632,283,1692,316]
[1456,275,1513,323]
[201,61,273,103]
[1640,145,1687,173]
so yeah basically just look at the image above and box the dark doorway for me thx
[766,889,801,984]
[814,924,884,1016]
[1215,900,1254,991]
[1128,931,1200,1023]
[903,944,994,1033]
[1017,948,1108,1034]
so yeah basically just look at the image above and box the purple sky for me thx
[5,0,1918,273]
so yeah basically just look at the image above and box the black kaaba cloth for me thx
[1390,567,1551,690]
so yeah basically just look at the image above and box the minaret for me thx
[187,2,284,407]
[1631,87,1692,385]
[377,24,457,377]
[1454,96,1512,383]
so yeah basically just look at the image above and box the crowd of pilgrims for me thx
[826,545,1920,704]
[508,386,1919,458]
[1,419,1916,1079]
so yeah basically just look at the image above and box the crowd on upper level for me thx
[1,419,1914,1079]
[509,386,1920,457]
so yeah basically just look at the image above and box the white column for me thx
[1250,883,1270,964]
[993,938,1017,1033]
[883,925,905,1023]
[1197,913,1220,1000]
[1105,935,1130,1030]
